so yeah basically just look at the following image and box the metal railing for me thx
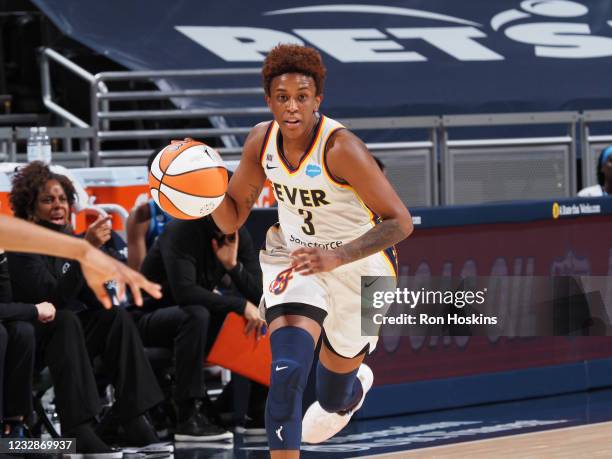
[40,47,96,129]
[581,110,612,190]
[441,112,579,204]
[27,48,612,205]
[0,127,12,161]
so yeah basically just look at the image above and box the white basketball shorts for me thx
[259,224,397,358]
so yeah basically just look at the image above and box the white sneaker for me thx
[301,363,374,444]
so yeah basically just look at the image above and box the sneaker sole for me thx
[63,452,123,459]
[234,426,267,435]
[174,431,233,442]
[352,364,374,412]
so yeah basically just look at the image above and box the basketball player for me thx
[211,44,412,457]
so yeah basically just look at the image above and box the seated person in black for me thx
[0,213,161,310]
[0,248,49,437]
[6,162,164,452]
[139,215,266,441]
[1,248,117,454]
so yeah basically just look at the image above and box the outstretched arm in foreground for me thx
[0,214,161,308]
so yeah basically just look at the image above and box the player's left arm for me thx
[292,130,413,274]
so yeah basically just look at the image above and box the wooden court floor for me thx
[358,420,612,458]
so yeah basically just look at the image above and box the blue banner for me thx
[35,0,612,116]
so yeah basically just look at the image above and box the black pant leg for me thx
[248,381,268,418]
[78,307,163,421]
[34,310,101,430]
[0,324,7,420]
[204,309,227,354]
[136,305,211,402]
[4,321,35,418]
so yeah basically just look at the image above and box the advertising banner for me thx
[35,0,612,116]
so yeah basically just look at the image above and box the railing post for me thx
[580,117,591,189]
[38,48,92,128]
[90,77,101,167]
[439,125,449,205]
[430,124,439,206]
[569,119,577,196]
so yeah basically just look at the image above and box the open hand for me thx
[290,247,342,275]
[243,301,266,340]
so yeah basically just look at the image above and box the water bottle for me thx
[26,126,41,162]
[39,126,52,164]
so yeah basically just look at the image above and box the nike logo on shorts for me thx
[364,277,379,288]
[275,365,288,371]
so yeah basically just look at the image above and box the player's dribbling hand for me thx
[243,301,266,340]
[290,247,342,275]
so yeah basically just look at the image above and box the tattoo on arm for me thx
[335,220,403,265]
[244,184,259,209]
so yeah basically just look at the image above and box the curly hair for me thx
[262,44,326,96]
[9,161,77,220]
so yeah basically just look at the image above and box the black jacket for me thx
[7,225,110,312]
[141,217,262,314]
[0,252,38,322]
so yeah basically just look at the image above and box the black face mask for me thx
[35,219,71,234]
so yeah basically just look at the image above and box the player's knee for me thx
[267,327,314,420]
[266,326,315,449]
[316,361,361,413]
[268,358,305,421]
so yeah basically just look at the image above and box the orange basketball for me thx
[148,140,228,219]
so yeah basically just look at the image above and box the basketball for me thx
[148,140,228,219]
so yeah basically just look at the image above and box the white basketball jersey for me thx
[260,115,394,269]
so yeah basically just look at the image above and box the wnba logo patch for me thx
[306,164,322,178]
[269,267,295,295]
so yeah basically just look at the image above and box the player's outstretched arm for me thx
[211,123,268,234]
[0,214,161,308]
[291,130,413,275]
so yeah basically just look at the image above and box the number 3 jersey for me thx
[260,114,395,272]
